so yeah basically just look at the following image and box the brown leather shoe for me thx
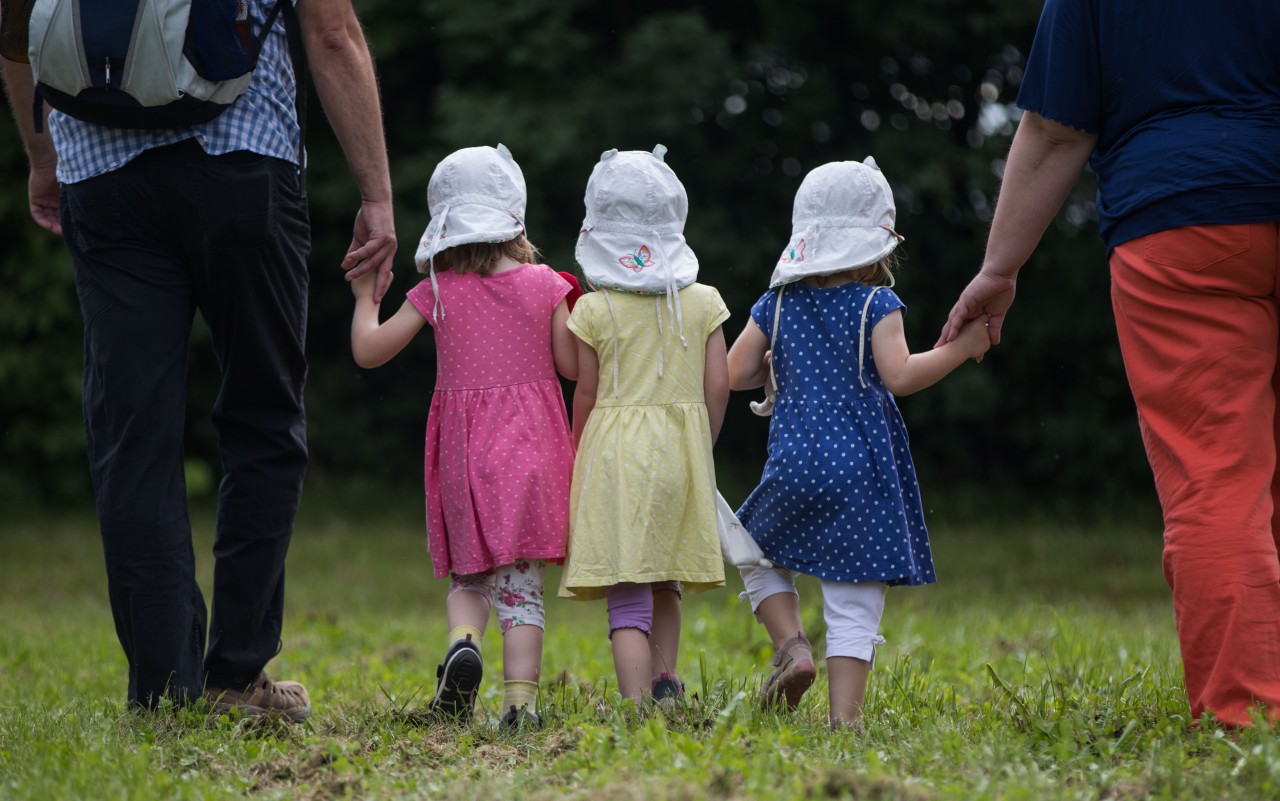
[206,671,312,723]
[760,633,816,711]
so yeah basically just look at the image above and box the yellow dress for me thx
[560,283,730,600]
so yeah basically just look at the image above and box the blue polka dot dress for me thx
[736,282,936,586]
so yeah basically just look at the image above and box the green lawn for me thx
[3,498,1278,800]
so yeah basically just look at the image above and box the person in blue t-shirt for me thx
[938,0,1280,728]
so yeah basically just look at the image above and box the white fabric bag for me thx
[716,492,771,568]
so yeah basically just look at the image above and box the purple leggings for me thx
[606,581,681,638]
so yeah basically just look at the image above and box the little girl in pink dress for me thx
[349,144,579,729]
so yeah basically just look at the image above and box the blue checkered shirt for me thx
[50,1,300,185]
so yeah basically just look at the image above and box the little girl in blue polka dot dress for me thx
[727,157,991,730]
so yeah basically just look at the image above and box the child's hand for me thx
[956,316,993,362]
[351,268,384,301]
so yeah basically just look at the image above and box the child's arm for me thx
[727,319,770,391]
[704,325,730,444]
[350,271,427,368]
[571,337,599,448]
[551,300,578,381]
[872,310,989,396]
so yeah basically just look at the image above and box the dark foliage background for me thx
[0,0,1154,521]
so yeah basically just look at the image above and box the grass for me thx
[3,496,1279,800]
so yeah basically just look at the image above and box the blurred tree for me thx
[0,0,1155,520]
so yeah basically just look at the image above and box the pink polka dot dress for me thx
[406,263,575,578]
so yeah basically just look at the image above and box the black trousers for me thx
[61,140,311,707]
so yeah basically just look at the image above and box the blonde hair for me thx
[431,235,541,276]
[849,249,901,287]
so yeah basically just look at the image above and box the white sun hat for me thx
[413,144,527,320]
[575,145,699,296]
[769,156,905,288]
[575,145,700,395]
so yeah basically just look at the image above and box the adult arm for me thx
[937,112,1096,346]
[704,325,729,444]
[297,0,396,301]
[0,55,61,235]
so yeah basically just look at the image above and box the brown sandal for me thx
[760,633,816,711]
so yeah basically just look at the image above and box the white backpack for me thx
[24,0,292,130]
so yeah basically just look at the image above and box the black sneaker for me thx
[652,672,684,704]
[425,635,483,720]
[500,704,541,730]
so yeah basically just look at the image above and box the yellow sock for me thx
[448,625,483,650]
[502,680,538,714]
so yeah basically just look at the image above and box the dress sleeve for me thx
[1015,0,1103,133]
[567,292,595,348]
[748,289,779,342]
[865,287,907,330]
[539,264,572,310]
[703,285,731,336]
[405,277,438,328]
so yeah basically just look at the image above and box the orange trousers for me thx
[1111,222,1280,726]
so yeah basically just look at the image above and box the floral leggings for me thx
[449,560,547,633]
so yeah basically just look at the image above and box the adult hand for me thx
[29,164,62,236]
[341,199,397,302]
[936,270,1017,347]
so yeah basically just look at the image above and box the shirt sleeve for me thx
[1015,0,1103,133]
[405,278,438,328]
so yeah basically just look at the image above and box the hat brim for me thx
[414,206,525,272]
[769,226,901,288]
[575,229,699,293]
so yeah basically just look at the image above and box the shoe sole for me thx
[429,646,483,719]
[762,658,816,711]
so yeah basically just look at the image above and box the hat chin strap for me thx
[427,203,452,323]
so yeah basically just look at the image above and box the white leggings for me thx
[449,559,547,633]
[739,564,887,662]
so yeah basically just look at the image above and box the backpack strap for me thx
[857,286,883,389]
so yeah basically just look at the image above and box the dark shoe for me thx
[500,704,541,730]
[652,672,685,704]
[426,635,483,720]
[760,633,816,711]
[205,672,311,723]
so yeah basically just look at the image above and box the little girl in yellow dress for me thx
[559,146,730,702]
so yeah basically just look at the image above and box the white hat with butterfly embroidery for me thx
[575,145,699,295]
[769,156,904,288]
[575,145,700,396]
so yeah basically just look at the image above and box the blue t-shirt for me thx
[1017,0,1280,249]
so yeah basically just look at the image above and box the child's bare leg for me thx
[502,625,542,683]
[754,590,805,648]
[822,581,886,730]
[740,566,814,709]
[493,560,547,722]
[447,581,491,643]
[612,627,651,700]
[827,656,871,729]
[649,583,681,681]
[607,583,656,701]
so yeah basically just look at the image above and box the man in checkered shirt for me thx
[1,0,396,721]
